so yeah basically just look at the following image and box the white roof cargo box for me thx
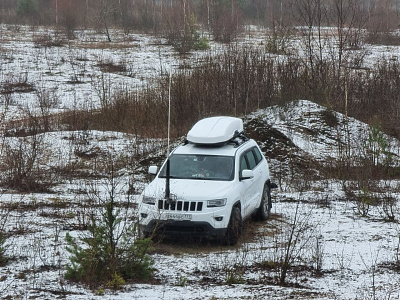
[187,116,244,145]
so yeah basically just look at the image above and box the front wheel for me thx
[224,207,243,246]
[257,184,271,221]
[138,225,151,239]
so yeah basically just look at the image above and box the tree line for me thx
[1,1,400,37]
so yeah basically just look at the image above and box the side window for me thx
[245,151,257,170]
[253,147,263,164]
[240,156,248,173]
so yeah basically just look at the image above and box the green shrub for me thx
[364,116,389,167]
[65,167,154,288]
[107,272,126,290]
[119,237,154,282]
[194,36,210,50]
[166,12,207,54]
[65,218,154,288]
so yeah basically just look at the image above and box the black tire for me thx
[257,184,271,221]
[224,207,243,246]
[139,225,150,239]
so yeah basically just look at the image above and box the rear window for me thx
[253,147,263,163]
[241,147,264,171]
[245,151,257,169]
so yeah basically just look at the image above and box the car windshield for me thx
[159,154,234,181]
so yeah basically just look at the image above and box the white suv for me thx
[139,116,275,245]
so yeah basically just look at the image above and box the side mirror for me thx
[148,165,158,175]
[241,169,254,180]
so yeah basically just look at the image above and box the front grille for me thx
[158,200,203,212]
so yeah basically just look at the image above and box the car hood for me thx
[142,178,235,201]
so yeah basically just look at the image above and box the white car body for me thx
[138,117,273,243]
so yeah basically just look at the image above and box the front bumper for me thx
[139,199,230,239]
[141,219,227,238]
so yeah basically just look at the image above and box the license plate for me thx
[164,213,192,221]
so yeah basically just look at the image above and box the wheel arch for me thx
[232,200,241,211]
[265,179,271,188]
[266,178,278,190]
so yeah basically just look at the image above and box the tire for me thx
[139,225,150,239]
[224,207,243,246]
[257,184,271,221]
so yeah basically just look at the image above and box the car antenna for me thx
[165,69,172,201]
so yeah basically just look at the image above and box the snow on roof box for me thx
[187,116,244,145]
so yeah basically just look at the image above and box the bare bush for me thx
[41,42,400,164]
[365,0,400,38]
[92,73,113,111]
[265,25,293,55]
[97,60,127,74]
[36,87,60,132]
[261,200,322,286]
[0,232,6,266]
[209,2,243,43]
[1,73,34,96]
[58,0,77,39]
[345,182,379,217]
[91,85,168,137]
[365,31,400,46]
[33,34,64,47]
[379,190,397,222]
[0,201,11,267]
[162,2,208,54]
[92,0,118,42]
[347,60,400,139]
[0,134,55,192]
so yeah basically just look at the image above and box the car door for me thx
[239,148,262,217]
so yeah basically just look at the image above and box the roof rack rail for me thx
[229,131,249,147]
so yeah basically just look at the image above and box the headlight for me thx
[142,195,156,205]
[207,198,227,207]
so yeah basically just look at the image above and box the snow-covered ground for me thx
[1,26,400,299]
[0,24,397,121]
[0,100,399,299]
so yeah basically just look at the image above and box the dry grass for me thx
[97,62,127,73]
[77,42,139,50]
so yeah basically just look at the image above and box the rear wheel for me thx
[224,207,243,246]
[258,184,271,221]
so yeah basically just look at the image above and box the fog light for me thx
[141,213,148,218]
[215,216,223,221]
